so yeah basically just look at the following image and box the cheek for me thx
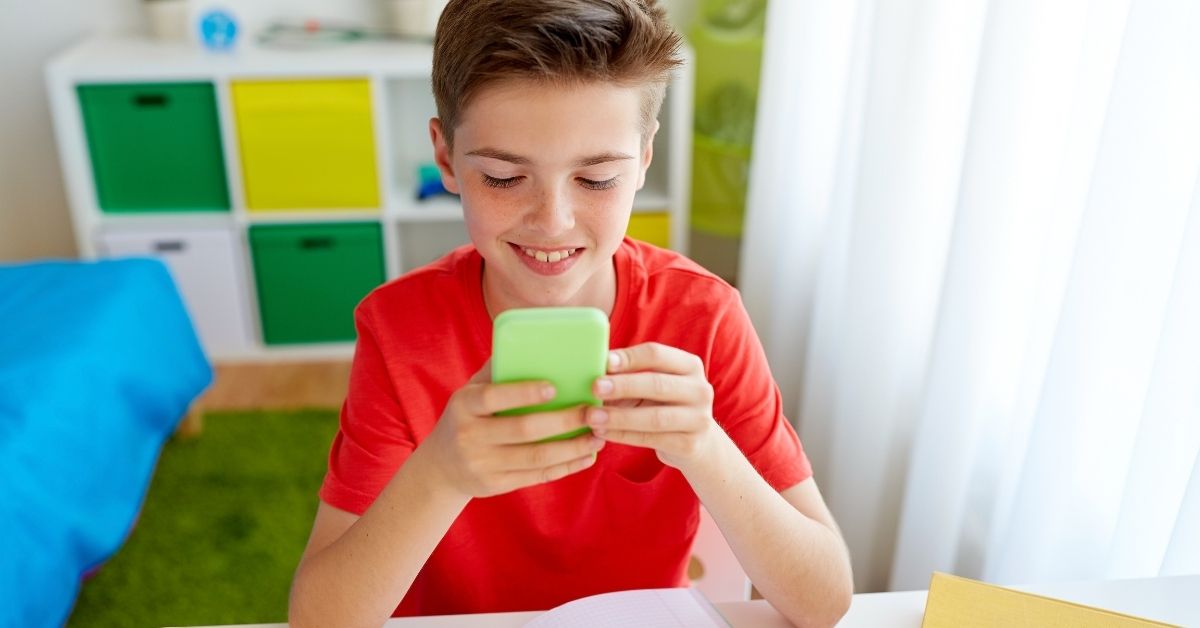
[462,183,525,231]
[576,187,635,230]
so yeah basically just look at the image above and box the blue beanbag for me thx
[0,258,213,628]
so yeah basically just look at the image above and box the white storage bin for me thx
[98,226,254,357]
[398,220,472,273]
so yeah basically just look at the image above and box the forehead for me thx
[454,79,643,160]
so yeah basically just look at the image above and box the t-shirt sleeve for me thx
[318,302,417,515]
[708,293,813,492]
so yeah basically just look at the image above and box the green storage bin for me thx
[691,133,753,237]
[78,82,230,213]
[249,223,385,345]
[689,1,766,238]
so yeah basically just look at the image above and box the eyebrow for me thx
[465,147,635,168]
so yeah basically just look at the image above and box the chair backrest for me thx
[689,505,752,602]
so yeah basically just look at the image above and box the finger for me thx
[608,343,704,376]
[463,380,555,416]
[499,433,606,472]
[586,405,699,435]
[594,371,712,405]
[502,449,600,488]
[597,429,693,455]
[486,406,590,445]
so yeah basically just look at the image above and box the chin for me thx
[522,283,585,307]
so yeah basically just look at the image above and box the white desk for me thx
[180,574,1200,627]
[838,574,1200,628]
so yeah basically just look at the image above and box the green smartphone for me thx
[492,306,610,441]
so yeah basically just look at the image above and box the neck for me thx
[481,258,618,319]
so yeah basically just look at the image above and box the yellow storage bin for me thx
[627,211,671,249]
[233,79,380,210]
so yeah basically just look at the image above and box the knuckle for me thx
[463,458,485,479]
[453,419,478,444]
[690,354,705,373]
[557,411,577,435]
[652,373,670,396]
[700,381,715,403]
[542,465,565,484]
[513,417,537,442]
[650,406,669,430]
[478,386,499,413]
[447,393,468,417]
[528,445,549,468]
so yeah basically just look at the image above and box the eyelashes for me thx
[481,174,521,189]
[481,174,619,191]
[579,177,619,191]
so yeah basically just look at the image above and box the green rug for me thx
[67,409,339,628]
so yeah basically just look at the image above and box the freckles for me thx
[466,187,524,221]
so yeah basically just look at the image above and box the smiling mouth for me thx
[507,242,584,275]
[516,245,580,263]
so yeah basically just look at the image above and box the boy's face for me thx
[430,79,655,313]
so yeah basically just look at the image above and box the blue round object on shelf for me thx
[199,10,239,51]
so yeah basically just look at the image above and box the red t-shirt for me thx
[319,237,812,616]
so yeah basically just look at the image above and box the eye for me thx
[578,176,619,191]
[482,174,522,189]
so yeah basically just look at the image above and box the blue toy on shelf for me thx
[416,161,453,200]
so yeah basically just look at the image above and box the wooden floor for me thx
[176,361,351,436]
[196,361,352,411]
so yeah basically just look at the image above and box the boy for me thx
[288,1,853,626]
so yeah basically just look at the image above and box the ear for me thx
[636,119,660,191]
[429,117,461,194]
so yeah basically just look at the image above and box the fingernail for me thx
[542,385,556,400]
[590,408,609,425]
[608,352,620,370]
[595,378,613,395]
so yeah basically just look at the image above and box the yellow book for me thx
[921,572,1178,628]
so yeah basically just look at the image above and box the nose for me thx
[526,182,575,236]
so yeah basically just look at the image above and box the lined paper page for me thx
[524,588,730,627]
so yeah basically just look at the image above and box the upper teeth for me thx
[522,247,577,263]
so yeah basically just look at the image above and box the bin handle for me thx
[300,236,335,250]
[154,240,186,253]
[133,93,169,108]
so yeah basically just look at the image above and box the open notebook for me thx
[921,572,1177,627]
[523,588,730,627]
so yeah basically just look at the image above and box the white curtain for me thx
[740,0,1200,593]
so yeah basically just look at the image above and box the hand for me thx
[420,361,606,499]
[585,343,722,472]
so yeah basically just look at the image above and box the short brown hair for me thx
[432,0,683,148]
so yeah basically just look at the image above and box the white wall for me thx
[0,0,144,262]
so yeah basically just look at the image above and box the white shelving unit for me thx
[45,36,694,361]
